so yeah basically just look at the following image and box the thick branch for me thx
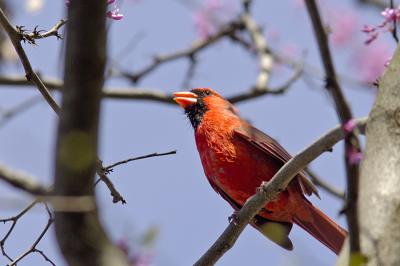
[53,1,128,265]
[194,117,367,266]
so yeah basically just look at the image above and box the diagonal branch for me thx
[0,8,61,114]
[0,162,50,195]
[193,117,367,266]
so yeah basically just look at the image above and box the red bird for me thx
[173,88,347,254]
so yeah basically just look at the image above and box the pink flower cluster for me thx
[192,0,235,39]
[106,0,124,20]
[362,6,400,44]
[65,0,123,20]
[343,119,363,165]
[117,239,153,266]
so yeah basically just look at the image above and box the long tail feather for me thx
[293,201,347,255]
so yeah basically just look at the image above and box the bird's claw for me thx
[228,211,239,225]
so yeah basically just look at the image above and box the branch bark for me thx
[53,1,128,265]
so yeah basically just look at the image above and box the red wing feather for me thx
[234,124,319,198]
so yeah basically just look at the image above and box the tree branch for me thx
[305,167,345,200]
[0,200,39,262]
[194,117,367,266]
[305,0,362,254]
[0,74,302,104]
[9,202,55,266]
[0,162,50,195]
[22,19,66,44]
[118,20,245,84]
[0,8,61,114]
[104,150,177,171]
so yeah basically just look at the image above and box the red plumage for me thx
[174,88,347,254]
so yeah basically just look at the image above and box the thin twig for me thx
[105,150,177,171]
[119,20,245,84]
[96,160,127,204]
[0,8,61,114]
[305,167,345,200]
[0,200,39,262]
[228,62,303,103]
[193,117,367,266]
[94,150,177,186]
[8,202,55,266]
[0,95,43,128]
[305,0,362,254]
[21,19,67,44]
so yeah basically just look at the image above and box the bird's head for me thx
[173,88,238,129]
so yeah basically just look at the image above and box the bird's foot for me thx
[228,211,239,225]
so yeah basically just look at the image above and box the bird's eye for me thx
[204,89,211,95]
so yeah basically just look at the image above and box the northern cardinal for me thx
[173,88,347,254]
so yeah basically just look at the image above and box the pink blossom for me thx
[352,42,392,83]
[192,0,236,39]
[384,56,392,67]
[361,25,375,33]
[364,31,379,45]
[348,147,363,165]
[107,8,124,20]
[330,10,359,47]
[66,0,123,20]
[343,119,357,133]
[362,6,400,44]
[381,7,400,23]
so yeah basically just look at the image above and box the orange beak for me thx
[173,91,198,109]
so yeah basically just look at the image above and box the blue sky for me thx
[0,0,391,265]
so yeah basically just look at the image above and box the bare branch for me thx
[0,95,43,128]
[193,117,367,266]
[0,8,61,114]
[22,19,67,43]
[305,0,362,254]
[358,0,388,9]
[228,62,303,103]
[305,167,345,200]
[104,150,177,171]
[118,20,244,84]
[9,202,55,266]
[0,200,38,262]
[241,2,273,91]
[96,160,127,204]
[0,163,50,195]
[0,74,303,104]
[94,150,176,203]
